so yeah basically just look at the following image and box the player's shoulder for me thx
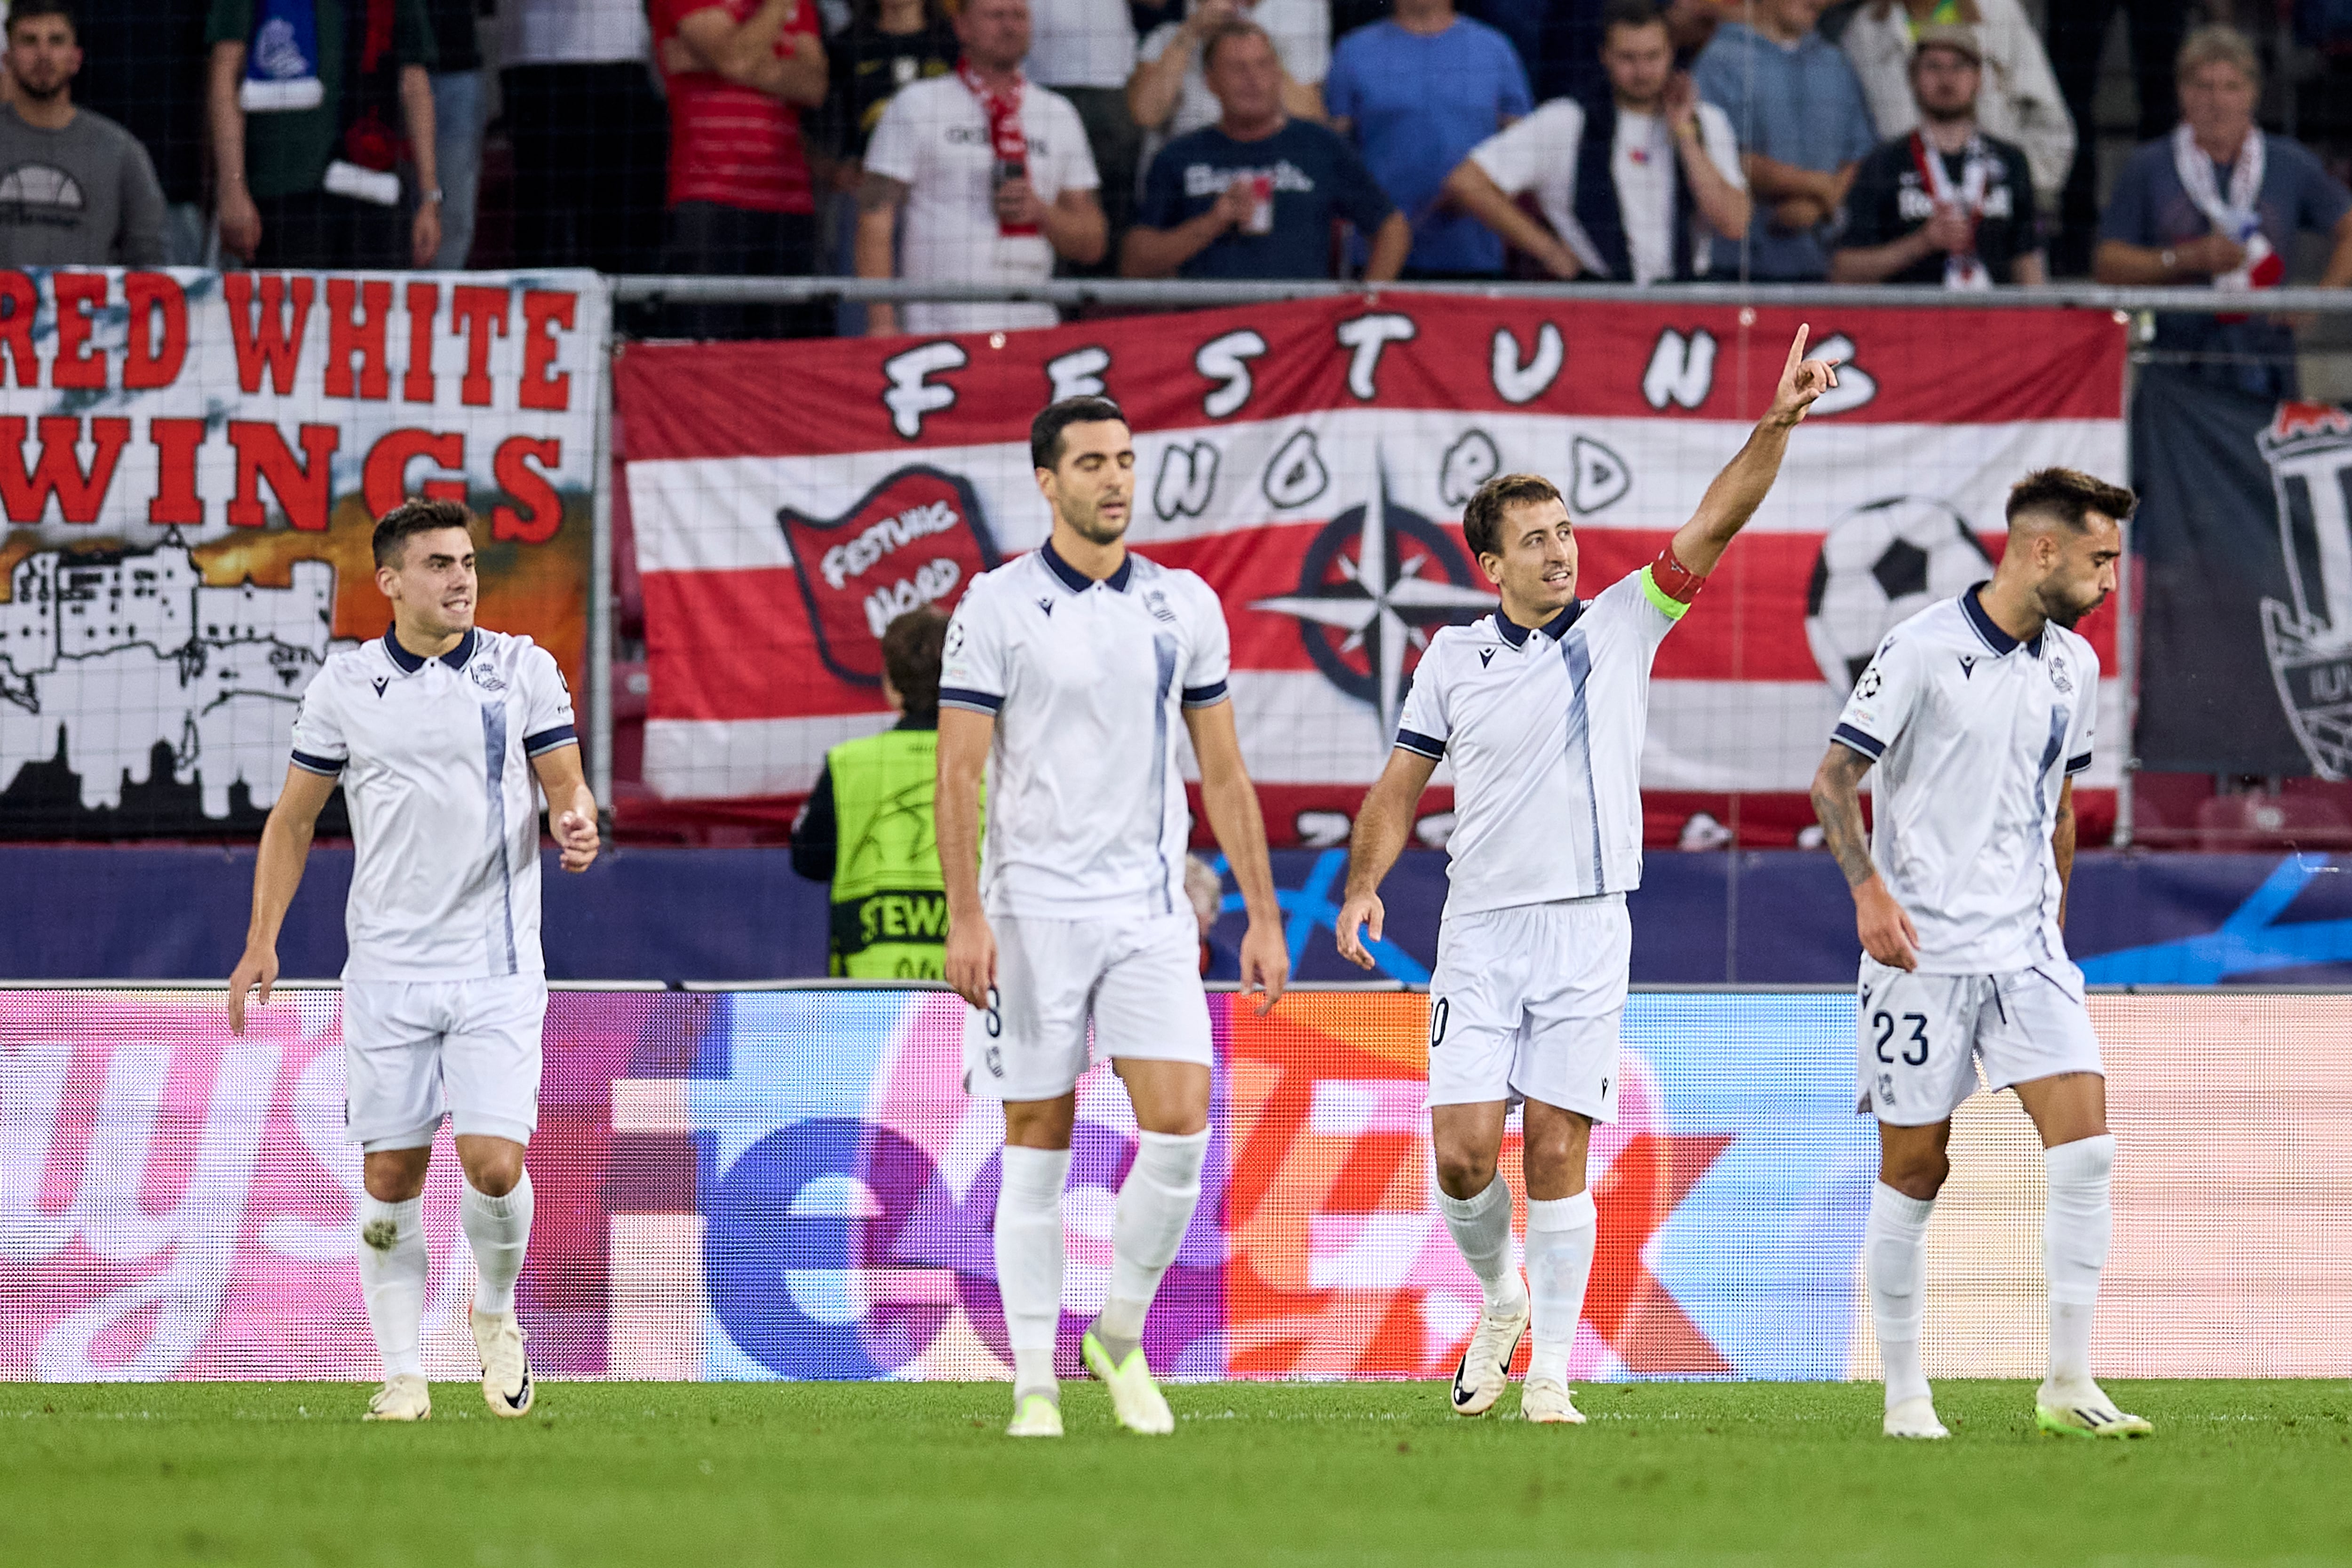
[311,636,390,692]
[2044,619,2100,676]
[953,556,1033,614]
[1125,555,1223,617]
[474,626,562,679]
[1416,618,1493,675]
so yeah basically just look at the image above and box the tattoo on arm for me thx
[1811,745,1878,889]
[857,172,908,214]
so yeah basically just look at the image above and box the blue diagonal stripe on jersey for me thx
[1560,628,1603,893]
[1153,632,1179,917]
[482,702,519,976]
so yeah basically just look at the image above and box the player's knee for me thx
[1879,1149,1949,1200]
[461,1144,526,1197]
[362,1148,430,1202]
[1433,1145,1498,1200]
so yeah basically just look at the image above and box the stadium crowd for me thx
[0,0,2346,365]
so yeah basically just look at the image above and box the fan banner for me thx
[618,296,2127,846]
[0,268,608,838]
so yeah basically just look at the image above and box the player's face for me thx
[1600,22,1672,108]
[1479,498,1578,617]
[1037,419,1136,545]
[377,526,479,637]
[2032,512,2122,629]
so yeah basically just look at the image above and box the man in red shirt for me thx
[654,0,830,337]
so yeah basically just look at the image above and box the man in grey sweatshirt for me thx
[0,0,165,265]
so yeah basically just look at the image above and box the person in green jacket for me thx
[791,606,963,978]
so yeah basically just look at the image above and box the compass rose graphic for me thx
[1250,463,1497,735]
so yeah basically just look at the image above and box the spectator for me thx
[1441,0,1748,282]
[1536,0,1717,106]
[424,0,483,268]
[1832,26,2044,286]
[856,0,1106,337]
[790,609,958,981]
[1129,0,1326,148]
[652,0,829,339]
[824,0,958,330]
[1691,0,1875,281]
[1124,20,1405,279]
[1027,0,1141,263]
[207,0,441,270]
[2093,26,2352,401]
[2047,0,2183,276]
[1324,0,1532,278]
[0,1,164,266]
[65,0,209,264]
[1837,0,2071,208]
[500,0,668,275]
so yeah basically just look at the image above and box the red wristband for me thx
[1651,541,1707,605]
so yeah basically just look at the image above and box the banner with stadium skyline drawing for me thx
[617,297,2128,847]
[7,985,2347,1385]
[0,268,608,838]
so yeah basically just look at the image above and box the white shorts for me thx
[1427,896,1628,1120]
[1855,957,2104,1126]
[342,974,548,1150]
[962,911,1214,1102]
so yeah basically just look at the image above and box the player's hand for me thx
[1855,877,1920,971]
[228,946,278,1035]
[1334,889,1385,971]
[1239,918,1289,1015]
[1765,323,1840,429]
[556,809,600,873]
[945,908,997,1009]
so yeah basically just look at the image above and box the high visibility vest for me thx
[826,727,959,979]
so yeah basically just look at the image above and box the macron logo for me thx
[1478,649,1495,668]
[1958,656,1976,680]
[371,677,389,698]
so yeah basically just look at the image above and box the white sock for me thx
[356,1194,428,1380]
[1101,1128,1209,1362]
[995,1145,1071,1400]
[2042,1133,2114,1389]
[1524,1190,1597,1386]
[1437,1174,1526,1312]
[1866,1180,1935,1409]
[462,1168,533,1316]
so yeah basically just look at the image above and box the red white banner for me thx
[616,297,2127,846]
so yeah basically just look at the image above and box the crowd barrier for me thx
[3,984,2344,1384]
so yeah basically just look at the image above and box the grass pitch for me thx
[4,1380,2348,1567]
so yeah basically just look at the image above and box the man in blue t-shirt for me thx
[2093,25,2352,401]
[1324,0,1531,276]
[1127,20,1409,279]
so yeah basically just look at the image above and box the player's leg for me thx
[1516,1100,1595,1425]
[342,981,448,1422]
[1991,968,2150,1438]
[443,975,548,1417]
[1089,911,1217,1435]
[964,915,1097,1436]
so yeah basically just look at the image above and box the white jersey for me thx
[940,543,1230,920]
[1398,568,1686,915]
[290,628,578,982]
[1833,587,2098,973]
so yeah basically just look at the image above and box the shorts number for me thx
[1871,1011,1929,1067]
[1429,997,1450,1049]
[983,986,1002,1039]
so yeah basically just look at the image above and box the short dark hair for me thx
[881,605,948,718]
[1462,472,1565,558]
[373,496,475,567]
[2004,468,2136,533]
[1201,17,1273,73]
[6,0,74,32]
[1599,0,1667,42]
[1030,396,1127,472]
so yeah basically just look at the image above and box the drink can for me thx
[1244,173,1275,235]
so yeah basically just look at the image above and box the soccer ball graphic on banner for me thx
[1803,496,1995,689]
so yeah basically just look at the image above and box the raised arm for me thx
[1184,701,1288,1011]
[1809,741,1918,970]
[936,705,995,1006]
[1668,323,1838,575]
[1333,747,1439,969]
[229,765,339,1031]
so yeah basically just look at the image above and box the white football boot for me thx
[1883,1395,1950,1440]
[1081,1328,1175,1435]
[2035,1380,2153,1439]
[1449,1294,1530,1416]
[364,1374,432,1422]
[1005,1393,1064,1438]
[1519,1379,1586,1425]
[471,1307,535,1418]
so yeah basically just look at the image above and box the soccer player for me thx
[1335,326,1837,1424]
[1810,468,2151,1442]
[936,396,1289,1438]
[227,498,599,1423]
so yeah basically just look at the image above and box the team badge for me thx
[469,661,507,693]
[777,465,1001,686]
[2257,402,2352,778]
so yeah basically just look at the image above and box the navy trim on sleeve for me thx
[524,724,579,756]
[2066,751,2093,776]
[938,686,1004,714]
[1831,723,1886,761]
[1395,728,1447,760]
[290,749,346,776]
[1181,679,1229,708]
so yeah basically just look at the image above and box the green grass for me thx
[4,1380,2350,1567]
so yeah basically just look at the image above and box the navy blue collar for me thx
[1495,600,1583,648]
[1961,584,2042,659]
[1040,539,1132,595]
[383,625,477,673]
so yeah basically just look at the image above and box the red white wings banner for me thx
[616,297,2126,846]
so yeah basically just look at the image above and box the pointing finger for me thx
[1785,323,1809,375]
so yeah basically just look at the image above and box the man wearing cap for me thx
[1832,24,2044,287]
